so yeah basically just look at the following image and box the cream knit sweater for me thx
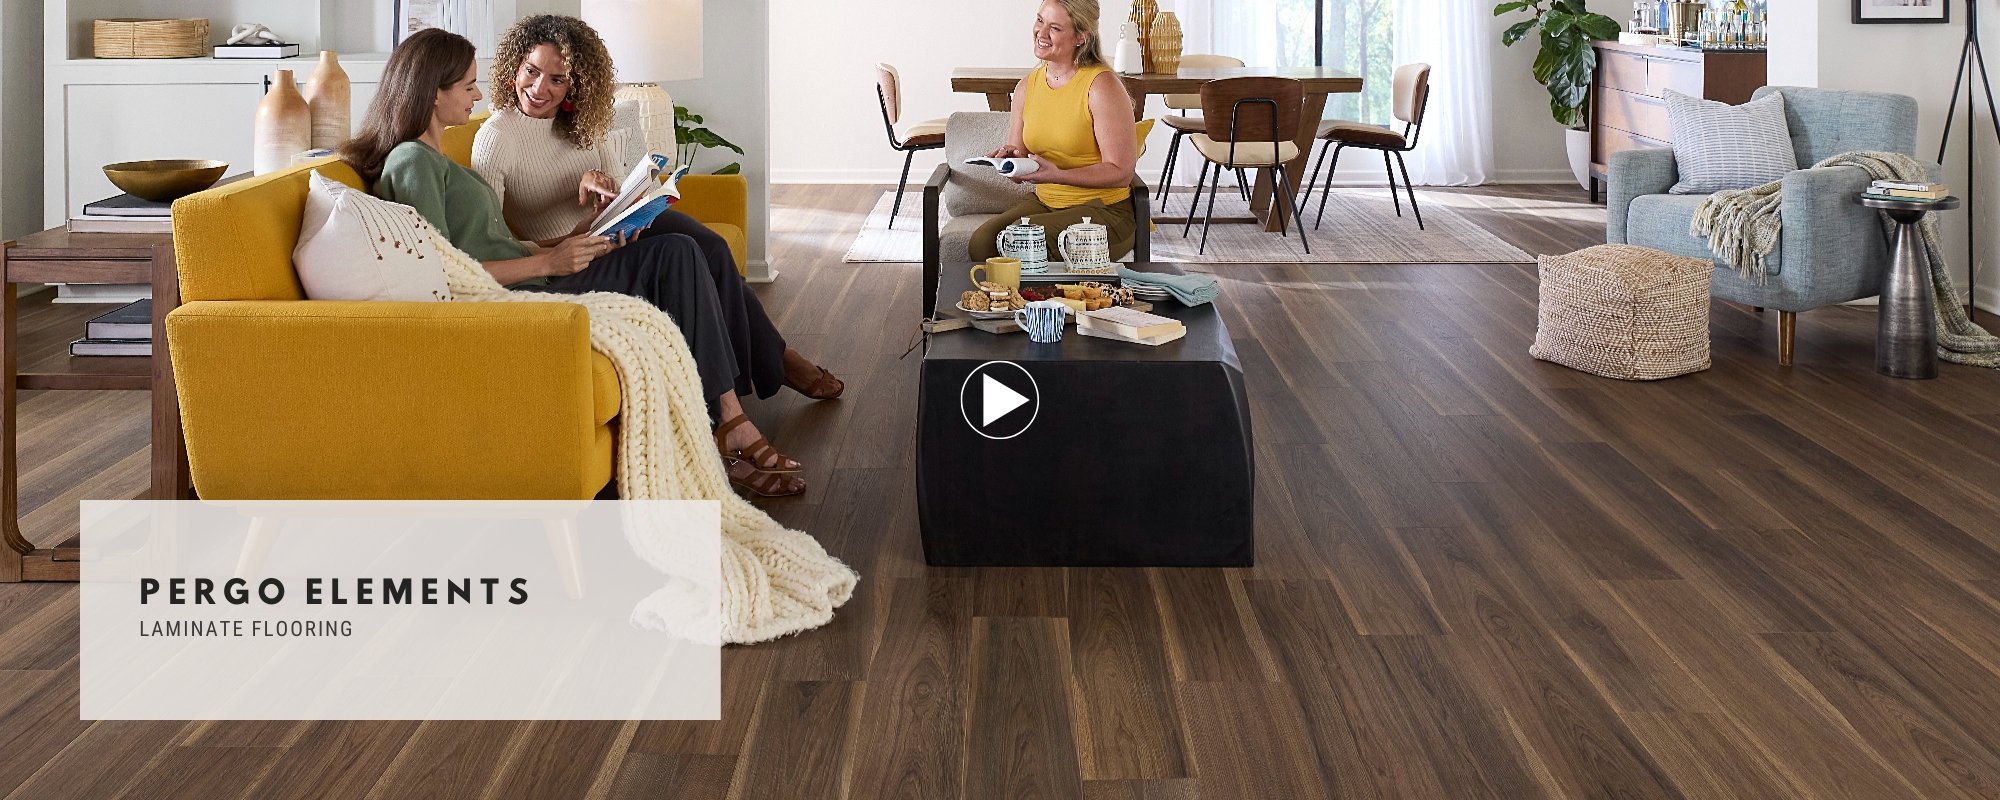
[470,108,636,242]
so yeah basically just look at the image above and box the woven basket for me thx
[1148,13,1183,74]
[94,18,210,59]
[1531,244,1712,380]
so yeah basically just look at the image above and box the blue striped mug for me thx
[1013,300,1066,343]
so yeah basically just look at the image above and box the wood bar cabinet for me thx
[1588,41,1768,201]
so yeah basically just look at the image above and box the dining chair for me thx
[1302,63,1431,231]
[876,63,949,228]
[1156,54,1247,212]
[1181,77,1311,254]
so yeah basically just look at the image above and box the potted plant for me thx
[674,105,745,175]
[1495,0,1622,188]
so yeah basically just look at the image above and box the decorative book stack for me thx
[1863,180,1951,203]
[1076,306,1186,345]
[70,193,173,233]
[70,299,152,357]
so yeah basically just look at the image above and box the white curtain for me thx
[1202,0,1491,185]
[1391,0,1493,185]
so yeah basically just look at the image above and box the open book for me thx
[587,153,692,238]
[962,156,1042,178]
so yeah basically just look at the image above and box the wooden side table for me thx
[0,228,190,582]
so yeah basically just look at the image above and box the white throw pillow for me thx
[293,170,454,302]
[1664,90,1798,195]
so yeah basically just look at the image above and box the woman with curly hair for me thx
[472,16,843,410]
[345,27,808,498]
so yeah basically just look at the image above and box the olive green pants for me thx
[969,196,1137,264]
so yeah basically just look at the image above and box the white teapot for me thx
[1057,217,1113,270]
[995,218,1050,268]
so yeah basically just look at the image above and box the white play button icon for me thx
[958,361,1041,440]
[981,375,1029,427]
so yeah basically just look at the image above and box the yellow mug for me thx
[971,257,1022,292]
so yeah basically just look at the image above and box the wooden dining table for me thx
[951,66,1363,232]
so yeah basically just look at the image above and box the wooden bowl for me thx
[102,160,229,202]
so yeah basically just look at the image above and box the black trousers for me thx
[523,233,738,417]
[636,210,788,400]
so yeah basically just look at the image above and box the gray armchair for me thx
[1607,86,1931,365]
[921,111,1150,320]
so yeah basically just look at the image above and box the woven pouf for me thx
[1530,244,1713,380]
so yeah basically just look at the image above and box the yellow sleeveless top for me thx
[1022,63,1130,209]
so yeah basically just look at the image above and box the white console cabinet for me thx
[43,0,516,226]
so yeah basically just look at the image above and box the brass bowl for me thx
[101,159,229,202]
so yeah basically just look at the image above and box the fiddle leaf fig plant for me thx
[1495,0,1623,129]
[674,105,746,175]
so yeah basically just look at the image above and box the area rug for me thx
[841,188,1532,264]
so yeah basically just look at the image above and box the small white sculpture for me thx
[228,23,288,46]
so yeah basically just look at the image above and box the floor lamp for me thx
[583,0,704,161]
[1939,0,1999,320]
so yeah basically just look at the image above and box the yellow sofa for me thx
[443,112,750,275]
[167,158,619,500]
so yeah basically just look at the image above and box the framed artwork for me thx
[394,0,497,51]
[1853,0,1949,23]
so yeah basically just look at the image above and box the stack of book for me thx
[70,193,173,234]
[70,299,151,357]
[1077,306,1186,346]
[1863,180,1950,203]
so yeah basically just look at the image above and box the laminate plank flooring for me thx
[5,183,2000,798]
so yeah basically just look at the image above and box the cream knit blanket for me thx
[1691,150,2000,368]
[435,242,858,645]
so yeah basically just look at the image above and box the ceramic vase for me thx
[1148,12,1183,75]
[304,51,352,150]
[254,70,311,175]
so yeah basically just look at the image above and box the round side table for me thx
[1860,194,1959,380]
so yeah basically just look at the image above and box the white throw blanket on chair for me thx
[436,240,858,645]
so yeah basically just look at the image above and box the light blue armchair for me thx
[1607,86,1929,366]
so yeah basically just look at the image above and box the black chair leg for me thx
[1157,130,1185,207]
[1302,142,1328,210]
[1270,168,1288,238]
[889,149,916,230]
[1382,150,1402,218]
[1393,150,1423,231]
[1200,161,1226,255]
[1182,159,1211,238]
[1235,168,1252,202]
[1276,166,1310,254]
[1315,144,1344,231]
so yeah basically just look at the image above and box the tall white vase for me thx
[255,70,311,175]
[304,51,352,150]
[1565,128,1592,190]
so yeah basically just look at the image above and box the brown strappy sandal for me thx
[783,348,845,400]
[715,414,801,473]
[725,458,806,498]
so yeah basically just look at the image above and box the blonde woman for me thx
[968,0,1139,262]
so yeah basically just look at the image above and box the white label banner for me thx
[80,500,721,720]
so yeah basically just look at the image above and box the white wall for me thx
[1769,0,1997,313]
[768,0,1580,185]
[537,0,776,280]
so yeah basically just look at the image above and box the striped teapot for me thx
[995,218,1050,270]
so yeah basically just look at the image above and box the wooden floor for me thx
[6,182,2000,799]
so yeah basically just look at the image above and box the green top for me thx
[372,141,534,267]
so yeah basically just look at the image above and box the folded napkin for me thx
[1119,267,1219,307]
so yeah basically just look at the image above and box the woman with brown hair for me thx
[340,27,808,498]
[472,15,843,403]
[968,0,1139,262]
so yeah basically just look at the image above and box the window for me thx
[1210,0,1395,124]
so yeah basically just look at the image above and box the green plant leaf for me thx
[1502,18,1538,45]
[1579,13,1622,39]
[1492,1,1532,15]
[714,162,742,175]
